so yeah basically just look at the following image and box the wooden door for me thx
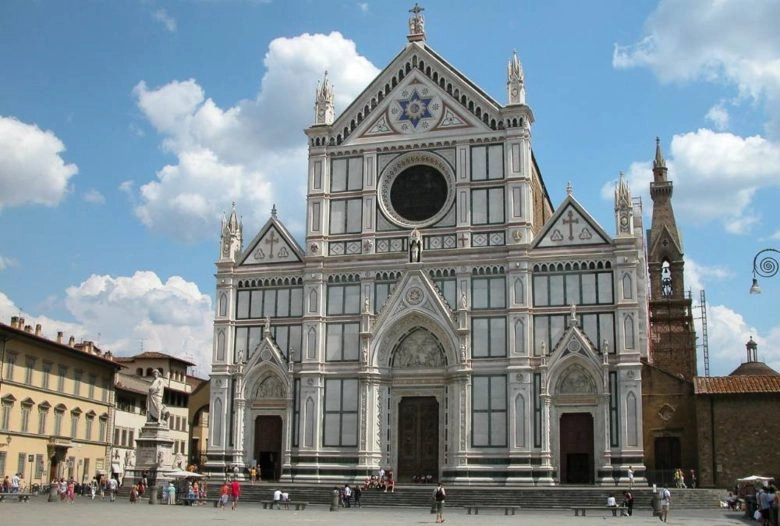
[397,397,439,482]
[559,412,594,484]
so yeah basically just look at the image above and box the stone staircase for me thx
[119,482,726,510]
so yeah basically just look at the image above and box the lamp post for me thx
[750,248,780,294]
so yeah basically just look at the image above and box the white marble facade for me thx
[206,10,647,486]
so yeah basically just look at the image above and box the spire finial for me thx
[271,204,278,218]
[566,181,573,196]
[653,136,666,169]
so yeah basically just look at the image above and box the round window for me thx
[378,151,455,228]
[390,165,448,222]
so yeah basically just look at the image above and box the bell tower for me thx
[647,138,697,380]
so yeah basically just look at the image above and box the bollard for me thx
[48,483,58,502]
[330,488,340,511]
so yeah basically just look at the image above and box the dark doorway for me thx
[254,415,282,481]
[559,412,594,484]
[397,397,439,482]
[654,436,681,486]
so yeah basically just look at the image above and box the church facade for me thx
[207,8,649,485]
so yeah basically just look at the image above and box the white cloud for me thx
[0,255,17,271]
[0,116,78,210]
[358,2,369,14]
[0,272,214,376]
[82,189,106,205]
[131,32,379,242]
[683,257,731,295]
[705,102,729,131]
[703,304,780,376]
[153,9,177,32]
[613,0,780,137]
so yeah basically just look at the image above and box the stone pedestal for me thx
[130,421,175,504]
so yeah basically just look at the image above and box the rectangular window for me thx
[323,378,358,447]
[432,278,457,310]
[35,454,44,478]
[271,325,302,361]
[38,409,48,435]
[88,374,96,399]
[532,271,614,307]
[58,366,67,391]
[534,313,614,353]
[331,158,363,192]
[533,373,542,447]
[25,357,35,385]
[3,353,16,381]
[20,405,31,433]
[54,411,64,436]
[292,379,301,447]
[471,144,504,180]
[471,317,507,357]
[73,370,82,396]
[70,414,79,439]
[0,402,11,431]
[472,375,507,447]
[471,187,504,224]
[472,277,506,309]
[16,453,24,477]
[0,453,5,480]
[326,323,360,361]
[329,198,362,234]
[41,362,52,390]
[98,418,107,442]
[374,281,396,312]
[327,284,360,315]
[85,417,93,441]
[609,371,619,447]
[237,290,250,319]
[102,379,110,403]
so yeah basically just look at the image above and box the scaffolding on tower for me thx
[692,289,711,377]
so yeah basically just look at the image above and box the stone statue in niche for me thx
[409,228,422,263]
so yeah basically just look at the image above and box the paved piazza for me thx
[0,498,749,526]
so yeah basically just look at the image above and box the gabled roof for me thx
[119,351,195,367]
[315,41,530,147]
[238,213,304,266]
[694,375,780,395]
[533,192,612,249]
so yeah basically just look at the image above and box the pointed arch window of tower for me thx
[661,261,673,297]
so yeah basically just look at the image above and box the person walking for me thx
[660,486,671,522]
[627,466,634,489]
[433,482,446,523]
[230,477,241,510]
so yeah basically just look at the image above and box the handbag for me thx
[755,509,762,521]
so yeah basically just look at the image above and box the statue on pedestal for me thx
[147,369,165,423]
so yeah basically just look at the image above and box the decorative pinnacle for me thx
[566,181,573,196]
[653,136,666,169]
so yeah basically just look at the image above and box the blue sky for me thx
[1,0,779,378]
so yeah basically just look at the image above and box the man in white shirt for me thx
[108,477,118,502]
[273,488,282,509]
[10,473,19,493]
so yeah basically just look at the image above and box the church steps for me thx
[119,483,725,509]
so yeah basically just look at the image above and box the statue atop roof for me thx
[407,3,426,42]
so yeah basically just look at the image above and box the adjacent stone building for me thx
[206,7,649,485]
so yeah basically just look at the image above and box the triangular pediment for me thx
[534,195,612,248]
[372,269,458,340]
[239,216,304,266]
[243,328,291,396]
[546,321,604,395]
[331,43,504,147]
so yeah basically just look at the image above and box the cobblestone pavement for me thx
[0,497,749,526]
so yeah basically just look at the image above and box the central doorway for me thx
[397,396,439,482]
[254,415,282,481]
[559,412,594,484]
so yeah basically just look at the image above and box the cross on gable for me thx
[265,231,280,259]
[563,210,580,240]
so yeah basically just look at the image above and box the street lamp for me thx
[750,248,780,294]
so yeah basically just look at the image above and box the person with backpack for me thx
[433,482,446,523]
[660,486,671,522]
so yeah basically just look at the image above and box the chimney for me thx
[24,325,32,333]
[57,331,63,344]
[19,317,25,328]
[10,316,19,329]
[35,323,42,336]
[68,336,75,347]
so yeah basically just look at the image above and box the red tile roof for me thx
[694,375,780,394]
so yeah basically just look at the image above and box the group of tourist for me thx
[1,473,23,493]
[673,467,696,488]
[361,468,395,492]
[217,477,241,510]
[606,490,635,516]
